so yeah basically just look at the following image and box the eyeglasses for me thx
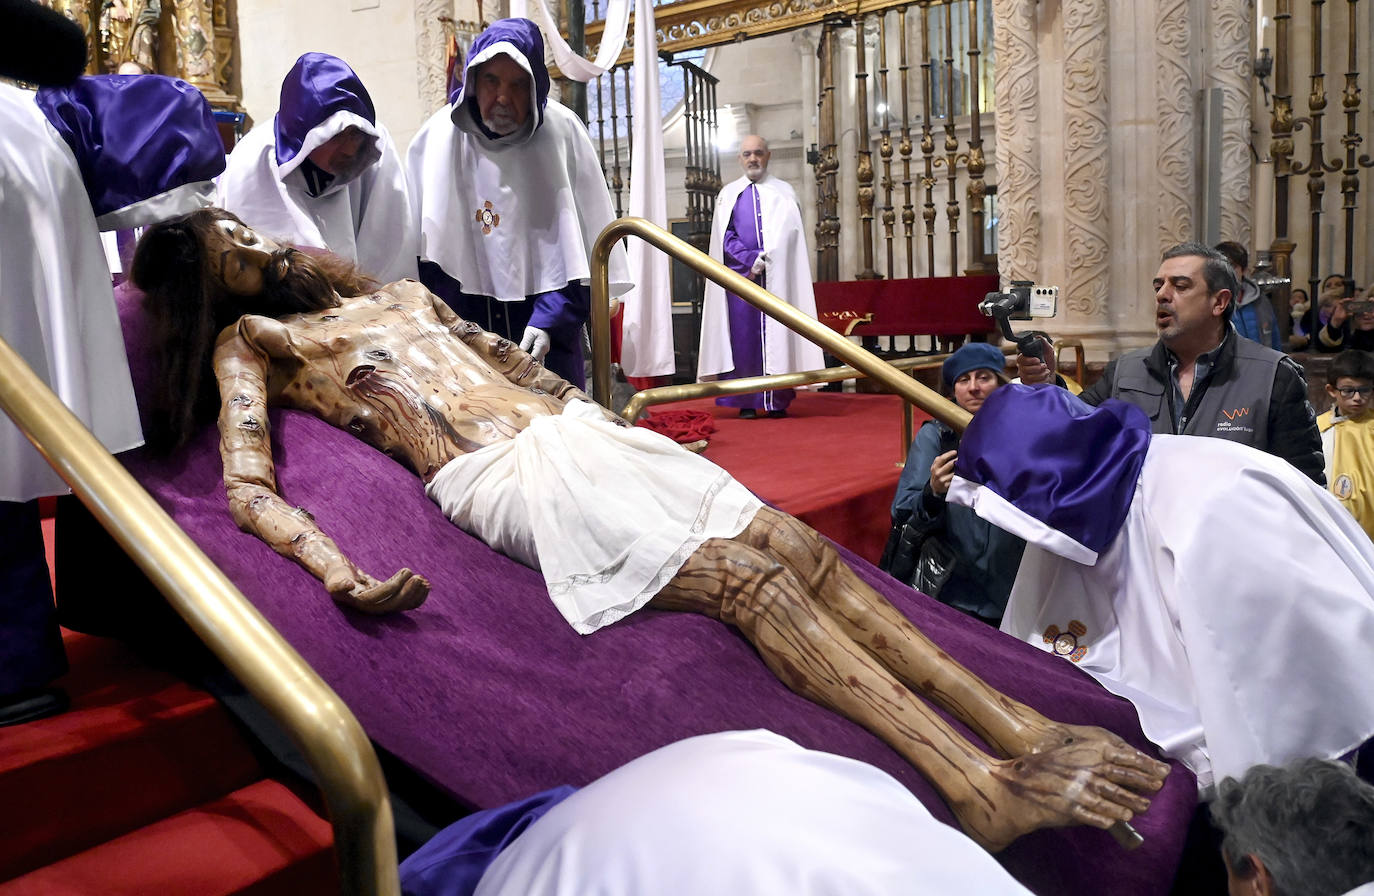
[1336,387,1373,398]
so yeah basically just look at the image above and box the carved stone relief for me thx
[415,0,456,116]
[1208,0,1253,246]
[992,0,1040,287]
[1154,0,1194,256]
[1061,0,1110,319]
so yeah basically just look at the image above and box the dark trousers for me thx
[0,499,67,697]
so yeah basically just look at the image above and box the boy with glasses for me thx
[1319,350,1374,538]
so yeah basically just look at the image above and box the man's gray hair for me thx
[1211,758,1374,896]
[1162,241,1240,324]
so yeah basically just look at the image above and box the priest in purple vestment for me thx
[696,135,823,418]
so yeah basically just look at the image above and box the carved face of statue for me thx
[308,126,370,177]
[474,54,532,136]
[1152,254,1229,348]
[739,136,770,182]
[203,218,286,296]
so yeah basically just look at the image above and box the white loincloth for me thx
[426,400,762,633]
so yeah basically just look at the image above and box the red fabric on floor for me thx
[658,391,927,563]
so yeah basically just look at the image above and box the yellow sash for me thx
[1319,410,1374,539]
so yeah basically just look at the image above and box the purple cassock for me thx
[716,185,795,414]
[414,18,594,390]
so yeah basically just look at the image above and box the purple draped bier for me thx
[717,185,794,413]
[63,282,1200,896]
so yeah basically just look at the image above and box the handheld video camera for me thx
[978,281,1060,361]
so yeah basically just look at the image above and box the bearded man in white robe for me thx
[406,18,630,390]
[696,135,822,418]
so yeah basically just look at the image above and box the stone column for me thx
[1061,0,1111,324]
[1207,0,1255,246]
[1154,0,1196,256]
[992,0,1041,288]
[793,27,820,261]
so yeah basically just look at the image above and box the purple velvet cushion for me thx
[113,285,1195,895]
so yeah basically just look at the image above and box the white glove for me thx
[750,251,770,278]
[519,325,552,361]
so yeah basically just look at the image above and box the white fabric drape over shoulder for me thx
[0,84,142,501]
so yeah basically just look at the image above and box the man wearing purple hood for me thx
[218,52,418,284]
[406,18,630,389]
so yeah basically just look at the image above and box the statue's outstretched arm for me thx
[212,319,429,614]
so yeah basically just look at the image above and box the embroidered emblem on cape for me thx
[1335,473,1355,500]
[475,200,500,234]
[1043,620,1089,663]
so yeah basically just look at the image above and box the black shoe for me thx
[739,408,758,419]
[767,410,788,419]
[0,687,69,727]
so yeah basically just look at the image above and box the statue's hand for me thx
[326,564,430,614]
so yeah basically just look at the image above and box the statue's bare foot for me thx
[953,736,1169,853]
[1001,717,1168,772]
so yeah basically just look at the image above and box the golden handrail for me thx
[0,334,398,896]
[589,216,972,433]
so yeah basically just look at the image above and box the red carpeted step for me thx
[0,632,264,879]
[0,778,337,896]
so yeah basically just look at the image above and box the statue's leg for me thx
[651,534,1164,853]
[732,507,1157,764]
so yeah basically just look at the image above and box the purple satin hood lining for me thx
[274,52,376,166]
[34,74,224,218]
[455,18,550,133]
[955,384,1151,556]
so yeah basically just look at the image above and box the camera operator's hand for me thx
[929,450,957,496]
[1015,335,1056,385]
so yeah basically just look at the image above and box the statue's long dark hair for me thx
[130,208,376,453]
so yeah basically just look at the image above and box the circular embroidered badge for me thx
[474,200,500,234]
[1335,474,1355,500]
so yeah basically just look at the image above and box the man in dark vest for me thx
[1017,241,1324,485]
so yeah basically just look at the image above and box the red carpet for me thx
[0,630,332,893]
[647,391,928,563]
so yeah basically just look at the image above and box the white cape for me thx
[474,730,1033,896]
[406,102,630,303]
[217,114,419,283]
[697,173,823,378]
[0,84,142,502]
[952,434,1374,792]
